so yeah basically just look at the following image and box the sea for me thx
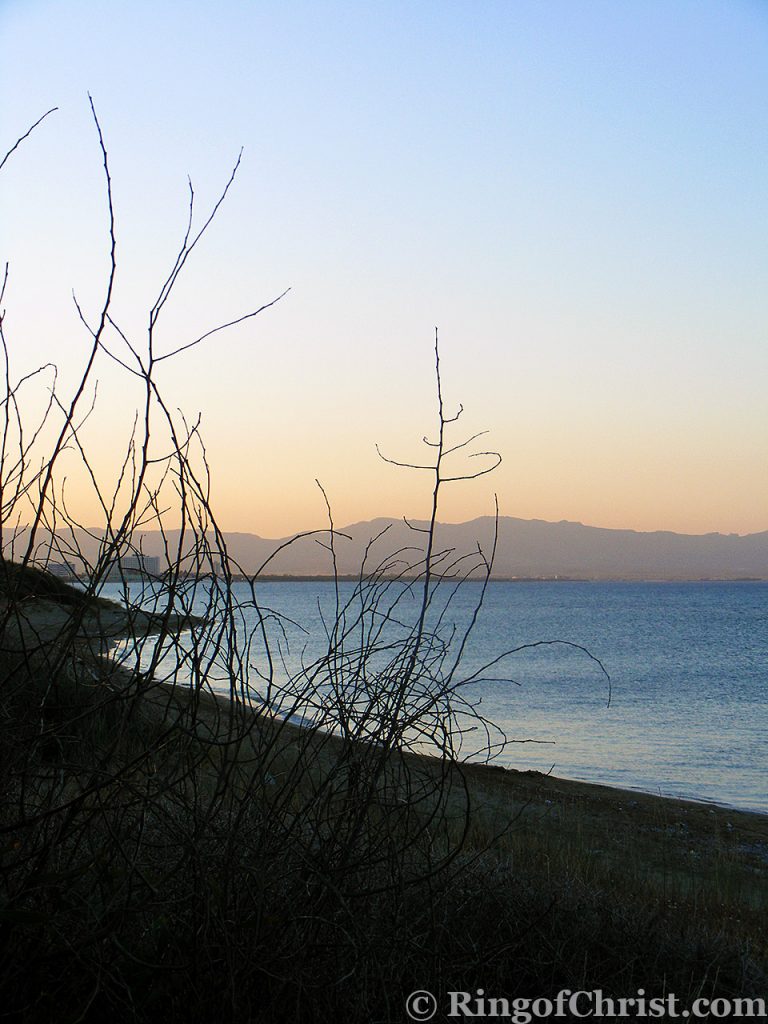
[106,579,767,814]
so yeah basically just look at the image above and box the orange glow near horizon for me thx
[39,379,766,540]
[2,3,766,542]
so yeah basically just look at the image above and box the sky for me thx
[1,0,766,537]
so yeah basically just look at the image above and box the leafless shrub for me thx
[0,101,522,1022]
[1,104,754,1024]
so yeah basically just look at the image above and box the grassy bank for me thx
[1,572,766,1023]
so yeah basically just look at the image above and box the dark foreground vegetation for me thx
[1,106,765,1023]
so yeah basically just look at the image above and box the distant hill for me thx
[23,517,768,581]
[214,517,768,580]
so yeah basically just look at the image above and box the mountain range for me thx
[43,516,768,581]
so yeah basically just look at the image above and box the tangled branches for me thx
[0,103,516,1023]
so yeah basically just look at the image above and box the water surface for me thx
[107,579,767,813]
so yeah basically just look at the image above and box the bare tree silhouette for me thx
[1,103,758,1024]
[0,101,515,1022]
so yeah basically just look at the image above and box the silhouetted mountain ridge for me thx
[138,516,768,580]
[24,517,768,580]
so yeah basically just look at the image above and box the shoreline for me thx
[171,682,768,901]
[481,763,768,821]
[5,598,766,1013]
[5,589,764,826]
[186,681,768,840]
[211,685,768,821]
[5,589,767,864]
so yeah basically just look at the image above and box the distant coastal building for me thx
[120,554,161,576]
[48,561,78,579]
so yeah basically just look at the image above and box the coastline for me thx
[6,591,767,897]
[178,680,768,889]
[191,677,768,826]
[11,590,762,828]
[3,590,765,1014]
[6,590,764,832]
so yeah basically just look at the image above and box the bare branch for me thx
[0,107,58,173]
[155,288,290,363]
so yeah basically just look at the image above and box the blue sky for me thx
[1,0,766,534]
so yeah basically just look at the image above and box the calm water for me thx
[109,580,768,813]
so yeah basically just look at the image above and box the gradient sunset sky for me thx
[2,1,766,537]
